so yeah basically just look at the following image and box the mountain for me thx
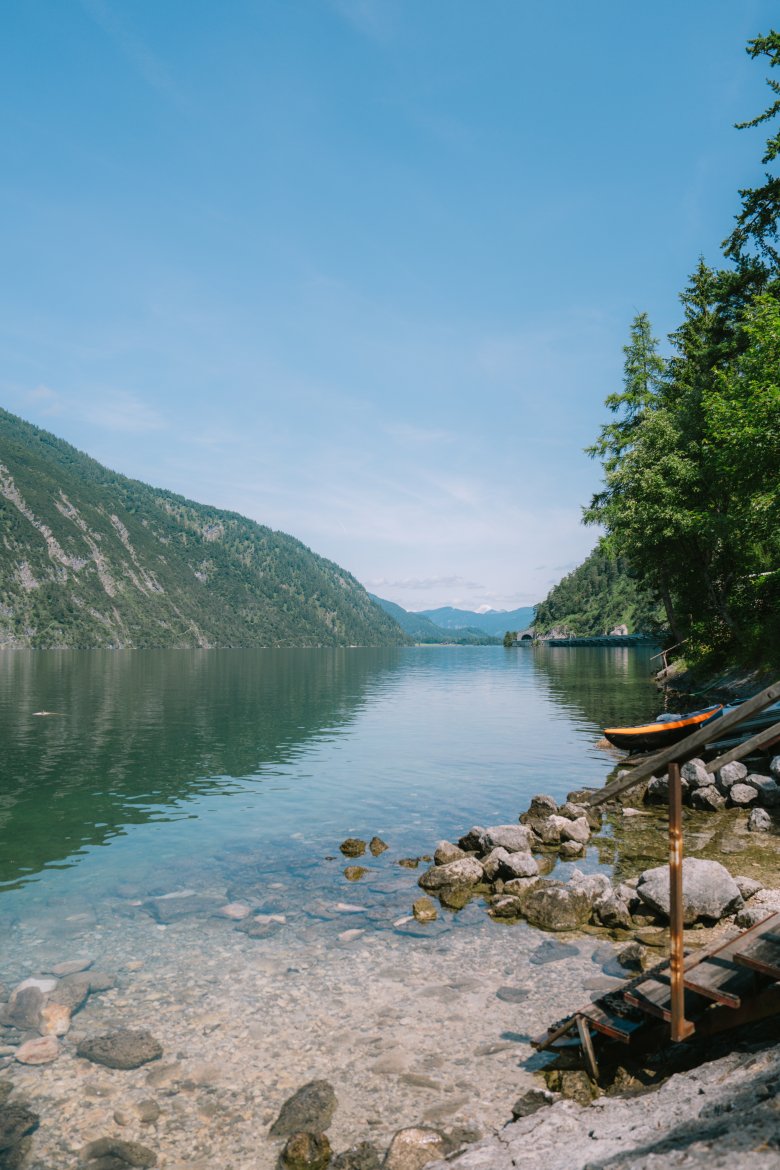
[0,409,405,649]
[533,547,665,637]
[370,596,499,644]
[417,605,536,636]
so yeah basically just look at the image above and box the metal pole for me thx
[669,761,694,1041]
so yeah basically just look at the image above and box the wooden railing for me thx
[587,681,780,1043]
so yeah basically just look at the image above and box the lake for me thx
[0,645,660,1168]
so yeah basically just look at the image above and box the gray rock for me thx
[558,841,585,859]
[433,841,466,866]
[593,891,632,930]
[480,825,533,854]
[729,783,760,807]
[689,784,726,812]
[569,869,611,902]
[0,1102,38,1153]
[521,794,558,822]
[747,808,772,833]
[269,1081,337,1138]
[735,905,774,929]
[747,774,780,807]
[49,973,91,1012]
[383,1127,446,1170]
[715,760,748,791]
[522,881,593,932]
[6,988,42,1031]
[636,858,743,925]
[510,1089,553,1120]
[681,758,711,790]
[560,817,590,845]
[487,896,524,919]
[502,877,540,900]
[499,852,539,880]
[77,1030,163,1070]
[616,941,649,972]
[143,893,223,923]
[80,1137,156,1167]
[734,876,764,901]
[418,857,484,892]
[456,827,485,852]
[279,1131,331,1170]
[480,847,510,882]
[532,817,564,846]
[332,1142,381,1170]
[771,756,780,781]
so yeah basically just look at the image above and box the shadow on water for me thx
[0,648,402,888]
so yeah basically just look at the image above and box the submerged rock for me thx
[14,1037,59,1065]
[433,841,466,866]
[279,1131,331,1170]
[383,1127,446,1170]
[368,836,388,856]
[331,1141,381,1170]
[77,1030,163,1070]
[343,867,368,882]
[339,839,367,858]
[81,1137,157,1167]
[412,897,437,923]
[269,1080,337,1138]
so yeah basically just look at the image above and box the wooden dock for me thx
[533,912,780,1081]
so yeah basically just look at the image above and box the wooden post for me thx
[668,761,694,1041]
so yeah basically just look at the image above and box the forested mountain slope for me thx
[0,409,405,649]
[533,548,665,638]
[370,595,499,643]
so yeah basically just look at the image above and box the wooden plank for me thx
[682,955,754,1008]
[532,1015,580,1051]
[733,921,780,980]
[588,682,780,807]
[624,978,707,1024]
[705,720,780,774]
[579,1002,645,1044]
[577,1016,600,1081]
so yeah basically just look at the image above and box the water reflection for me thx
[531,644,661,731]
[0,648,402,886]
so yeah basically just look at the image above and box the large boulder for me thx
[689,785,726,812]
[418,857,484,892]
[499,852,539,880]
[680,759,711,790]
[636,858,743,925]
[747,775,780,807]
[480,847,510,882]
[521,880,593,932]
[729,783,760,808]
[433,841,466,866]
[715,760,748,792]
[480,825,533,854]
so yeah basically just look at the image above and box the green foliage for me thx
[533,548,664,638]
[0,409,406,649]
[724,31,780,267]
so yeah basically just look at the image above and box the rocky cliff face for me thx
[0,409,404,649]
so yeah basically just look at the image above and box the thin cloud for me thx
[329,0,394,42]
[82,390,166,434]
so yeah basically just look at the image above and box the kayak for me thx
[603,704,724,753]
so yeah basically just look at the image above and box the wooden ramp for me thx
[532,913,780,1081]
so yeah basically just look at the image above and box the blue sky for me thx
[1,1,777,612]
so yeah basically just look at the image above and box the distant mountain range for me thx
[370,597,535,643]
[0,409,404,649]
[417,605,536,636]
